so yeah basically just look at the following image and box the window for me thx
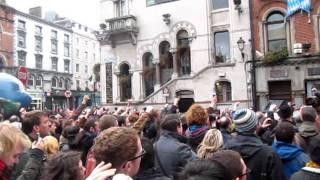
[76,80,80,89]
[268,81,291,101]
[35,55,42,69]
[64,44,70,57]
[64,59,70,73]
[84,51,88,59]
[215,31,230,63]
[76,49,79,58]
[119,63,132,101]
[115,0,128,17]
[146,0,177,6]
[65,79,71,90]
[35,26,42,35]
[18,20,25,30]
[18,51,26,66]
[35,36,42,51]
[84,27,88,32]
[212,0,229,10]
[51,57,58,71]
[52,77,57,87]
[159,41,173,84]
[85,65,88,73]
[18,32,26,48]
[177,30,191,75]
[142,52,156,97]
[51,40,58,54]
[78,24,82,29]
[266,12,287,51]
[76,64,79,72]
[51,30,57,39]
[36,75,42,87]
[64,34,69,43]
[59,77,64,88]
[85,81,89,89]
[215,81,232,102]
[28,75,35,88]
[0,56,5,68]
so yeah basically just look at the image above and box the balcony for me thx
[96,15,139,48]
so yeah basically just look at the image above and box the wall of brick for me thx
[0,5,14,66]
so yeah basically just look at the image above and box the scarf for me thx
[0,159,12,180]
[306,161,320,169]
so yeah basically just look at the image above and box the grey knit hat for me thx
[233,109,258,133]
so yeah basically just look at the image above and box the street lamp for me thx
[237,37,246,60]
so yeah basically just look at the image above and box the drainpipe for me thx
[249,0,257,111]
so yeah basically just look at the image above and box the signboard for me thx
[64,90,72,98]
[18,66,28,86]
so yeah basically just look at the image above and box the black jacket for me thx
[292,167,320,180]
[134,168,171,180]
[224,133,286,180]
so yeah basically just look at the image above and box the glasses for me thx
[127,149,147,161]
[240,168,251,177]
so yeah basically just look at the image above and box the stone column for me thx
[170,48,178,79]
[153,58,161,90]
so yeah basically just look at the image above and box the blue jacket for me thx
[272,141,310,180]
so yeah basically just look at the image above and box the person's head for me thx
[233,109,258,133]
[300,106,317,122]
[277,103,293,120]
[22,110,49,137]
[43,136,59,158]
[99,115,118,131]
[217,116,231,130]
[83,119,99,133]
[275,122,295,144]
[308,135,320,164]
[197,129,223,159]
[210,150,247,180]
[45,151,85,180]
[186,104,208,125]
[0,123,31,167]
[8,115,21,123]
[93,127,142,177]
[160,114,182,134]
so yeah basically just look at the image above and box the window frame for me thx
[64,59,70,73]
[35,75,43,87]
[211,0,229,10]
[51,57,58,71]
[35,54,43,69]
[215,81,232,102]
[265,11,287,52]
[18,51,26,66]
[146,0,178,7]
[214,31,231,63]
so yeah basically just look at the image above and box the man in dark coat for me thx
[224,109,286,180]
[154,114,197,177]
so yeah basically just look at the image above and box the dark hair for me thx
[275,122,295,143]
[210,150,243,179]
[22,110,48,134]
[117,116,127,127]
[160,114,181,132]
[277,103,293,120]
[308,135,320,164]
[139,137,154,170]
[178,159,232,180]
[45,151,84,180]
[83,119,96,132]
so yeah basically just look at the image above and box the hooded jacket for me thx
[186,125,209,151]
[224,133,286,180]
[272,141,310,179]
[291,167,320,180]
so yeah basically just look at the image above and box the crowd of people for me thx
[1,94,320,180]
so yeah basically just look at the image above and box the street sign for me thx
[18,66,28,86]
[64,90,72,98]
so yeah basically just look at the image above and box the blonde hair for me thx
[43,136,59,158]
[0,122,31,156]
[197,129,223,159]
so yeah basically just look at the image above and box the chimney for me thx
[29,6,42,18]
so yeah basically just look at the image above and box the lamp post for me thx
[237,37,246,61]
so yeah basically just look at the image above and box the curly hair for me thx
[186,104,208,125]
[197,129,223,159]
[93,127,139,169]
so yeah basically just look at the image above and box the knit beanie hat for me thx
[233,109,258,133]
[300,106,317,122]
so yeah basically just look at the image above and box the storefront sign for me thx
[270,70,288,78]
[308,67,320,76]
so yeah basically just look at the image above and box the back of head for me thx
[300,106,317,122]
[308,135,320,164]
[0,122,31,158]
[186,104,208,125]
[160,114,181,132]
[43,136,59,157]
[233,109,258,133]
[210,150,243,179]
[22,110,47,134]
[93,127,139,169]
[178,159,232,180]
[45,151,83,180]
[99,115,118,131]
[197,129,223,159]
[217,116,230,129]
[275,122,295,143]
[277,103,293,120]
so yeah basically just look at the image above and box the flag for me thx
[287,0,312,17]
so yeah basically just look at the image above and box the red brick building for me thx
[251,0,320,110]
[0,3,14,69]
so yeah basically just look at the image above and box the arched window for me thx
[52,77,57,88]
[142,52,156,97]
[65,78,71,90]
[35,75,43,87]
[59,77,64,88]
[0,56,6,68]
[159,41,173,84]
[177,30,191,76]
[119,63,131,101]
[266,12,287,51]
[215,81,232,102]
[27,74,35,89]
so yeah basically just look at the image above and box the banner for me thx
[287,0,312,17]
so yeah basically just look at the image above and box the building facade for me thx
[98,0,252,110]
[252,0,320,110]
[55,18,101,107]
[13,9,73,111]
